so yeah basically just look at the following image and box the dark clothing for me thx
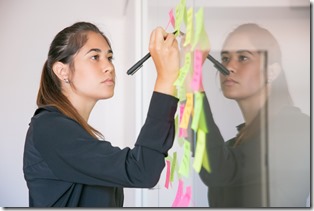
[23,92,178,207]
[199,94,310,207]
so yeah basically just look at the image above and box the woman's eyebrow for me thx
[85,48,113,55]
[220,50,229,56]
[85,48,101,55]
[220,50,254,56]
[236,50,254,55]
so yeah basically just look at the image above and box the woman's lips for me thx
[102,79,115,85]
[223,78,238,86]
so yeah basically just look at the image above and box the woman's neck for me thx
[237,91,268,126]
[67,94,96,122]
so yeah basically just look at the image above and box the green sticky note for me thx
[191,92,203,131]
[183,7,194,46]
[174,114,179,138]
[174,0,186,34]
[170,151,177,182]
[202,144,211,173]
[192,7,210,51]
[199,97,208,133]
[193,129,206,173]
[178,140,191,177]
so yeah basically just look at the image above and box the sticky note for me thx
[191,50,203,91]
[174,0,186,35]
[193,129,206,173]
[183,7,194,46]
[165,160,171,189]
[170,152,177,182]
[192,7,210,51]
[172,179,184,207]
[177,186,192,207]
[169,8,175,28]
[174,52,192,88]
[179,93,193,129]
[178,140,191,177]
[202,145,211,173]
[191,92,203,131]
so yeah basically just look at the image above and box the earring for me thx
[64,79,70,83]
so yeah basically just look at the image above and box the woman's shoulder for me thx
[276,105,309,122]
[30,106,79,130]
[271,105,310,134]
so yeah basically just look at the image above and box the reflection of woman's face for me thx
[219,33,266,102]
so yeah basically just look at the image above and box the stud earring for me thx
[64,79,70,83]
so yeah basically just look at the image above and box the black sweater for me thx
[23,92,178,207]
[199,94,310,207]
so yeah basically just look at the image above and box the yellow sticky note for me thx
[179,93,193,129]
[193,129,206,173]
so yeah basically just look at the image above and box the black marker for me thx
[127,31,178,75]
[126,31,230,76]
[206,54,230,76]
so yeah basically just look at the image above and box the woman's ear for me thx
[52,61,70,82]
[267,62,281,83]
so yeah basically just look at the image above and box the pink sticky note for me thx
[177,186,192,207]
[169,8,175,28]
[164,160,171,189]
[172,179,184,207]
[191,50,203,91]
[179,128,188,138]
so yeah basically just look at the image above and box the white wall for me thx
[0,0,137,207]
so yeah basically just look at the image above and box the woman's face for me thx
[71,31,115,102]
[219,33,267,101]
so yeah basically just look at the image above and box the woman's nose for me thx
[225,59,237,74]
[102,62,114,74]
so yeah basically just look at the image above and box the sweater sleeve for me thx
[199,93,241,186]
[32,92,178,188]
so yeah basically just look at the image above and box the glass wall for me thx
[137,0,310,207]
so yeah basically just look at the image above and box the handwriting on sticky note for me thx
[179,93,193,129]
[178,140,191,177]
[184,7,193,46]
[191,50,203,91]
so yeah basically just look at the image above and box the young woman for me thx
[199,23,310,207]
[23,22,180,207]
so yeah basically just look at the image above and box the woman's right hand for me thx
[149,27,180,97]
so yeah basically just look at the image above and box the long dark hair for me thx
[37,22,111,139]
[225,23,294,147]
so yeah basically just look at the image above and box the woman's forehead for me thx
[83,32,111,50]
[222,33,260,52]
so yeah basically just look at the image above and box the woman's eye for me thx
[221,56,229,64]
[108,56,114,63]
[238,55,248,62]
[91,55,99,60]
